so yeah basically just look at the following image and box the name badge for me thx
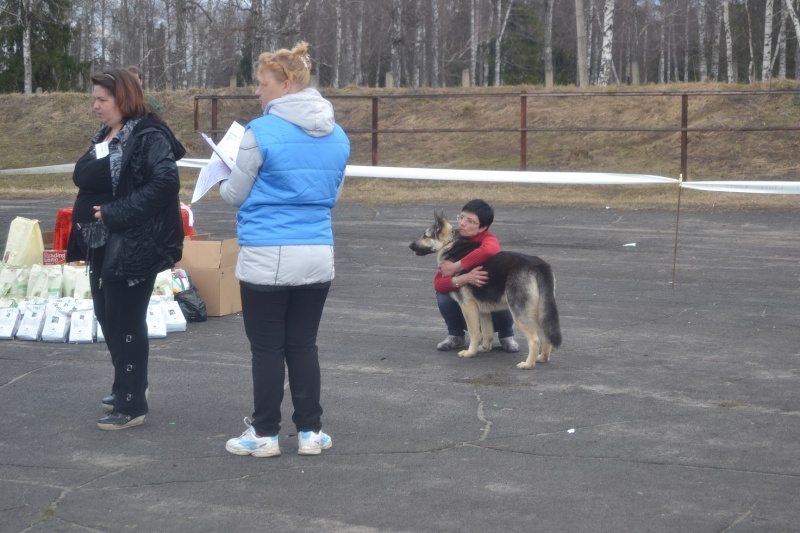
[95,142,109,159]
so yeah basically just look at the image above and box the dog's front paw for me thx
[516,360,536,369]
[478,342,492,352]
[458,349,477,358]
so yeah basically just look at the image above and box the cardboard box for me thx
[176,237,241,317]
[40,231,67,265]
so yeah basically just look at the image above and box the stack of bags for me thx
[1,216,202,343]
[0,267,189,343]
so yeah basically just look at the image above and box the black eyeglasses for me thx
[456,214,479,226]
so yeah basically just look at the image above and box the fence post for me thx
[193,97,199,132]
[372,96,379,166]
[681,94,688,181]
[520,93,528,171]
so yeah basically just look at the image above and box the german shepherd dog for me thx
[409,211,562,369]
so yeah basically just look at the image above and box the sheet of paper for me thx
[201,121,245,170]
[191,122,245,203]
[191,156,231,203]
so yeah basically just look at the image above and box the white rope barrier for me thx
[679,180,800,195]
[0,164,77,175]
[1,161,798,194]
[343,165,678,185]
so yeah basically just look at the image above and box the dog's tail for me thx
[538,267,562,349]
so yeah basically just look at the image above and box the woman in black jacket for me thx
[66,68,185,430]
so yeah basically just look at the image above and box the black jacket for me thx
[67,117,186,281]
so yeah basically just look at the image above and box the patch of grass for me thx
[2,83,800,209]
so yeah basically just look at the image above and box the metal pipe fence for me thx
[194,90,800,179]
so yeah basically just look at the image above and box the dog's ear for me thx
[434,210,446,227]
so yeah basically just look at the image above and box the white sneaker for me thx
[500,336,519,353]
[298,430,332,455]
[437,335,465,351]
[225,418,280,457]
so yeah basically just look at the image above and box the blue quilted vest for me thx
[237,115,350,246]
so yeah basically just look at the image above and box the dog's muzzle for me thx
[409,242,433,256]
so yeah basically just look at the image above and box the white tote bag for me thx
[26,264,63,300]
[69,300,96,343]
[0,308,22,340]
[2,217,44,267]
[0,266,30,300]
[41,303,70,342]
[73,267,92,300]
[16,302,47,341]
[163,300,187,333]
[146,300,168,339]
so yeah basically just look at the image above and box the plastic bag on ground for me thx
[175,286,207,322]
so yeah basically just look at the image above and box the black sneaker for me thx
[101,394,115,412]
[101,387,149,412]
[97,412,145,430]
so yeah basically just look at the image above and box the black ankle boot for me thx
[97,412,145,430]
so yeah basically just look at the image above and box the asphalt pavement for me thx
[1,197,798,532]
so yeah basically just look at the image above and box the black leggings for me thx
[240,283,330,437]
[89,245,156,417]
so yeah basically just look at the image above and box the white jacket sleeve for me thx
[219,128,263,208]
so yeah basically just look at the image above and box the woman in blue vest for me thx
[220,41,350,457]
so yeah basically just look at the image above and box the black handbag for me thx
[76,221,109,249]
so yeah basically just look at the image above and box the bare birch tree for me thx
[412,0,423,87]
[490,0,512,86]
[481,4,492,85]
[777,2,786,78]
[390,0,403,85]
[762,0,774,80]
[683,4,689,81]
[597,0,615,85]
[431,0,440,86]
[352,0,364,85]
[658,6,666,83]
[544,0,554,86]
[333,0,343,88]
[697,0,708,81]
[588,0,597,83]
[744,0,755,81]
[710,0,721,81]
[722,0,734,81]
[575,0,589,86]
[779,0,800,52]
[470,0,478,86]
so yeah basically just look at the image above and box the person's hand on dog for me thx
[439,260,462,277]
[461,266,488,287]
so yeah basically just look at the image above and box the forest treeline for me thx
[2,0,800,94]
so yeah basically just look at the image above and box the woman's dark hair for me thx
[461,199,494,229]
[91,68,151,120]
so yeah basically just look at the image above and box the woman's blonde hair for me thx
[258,41,311,89]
